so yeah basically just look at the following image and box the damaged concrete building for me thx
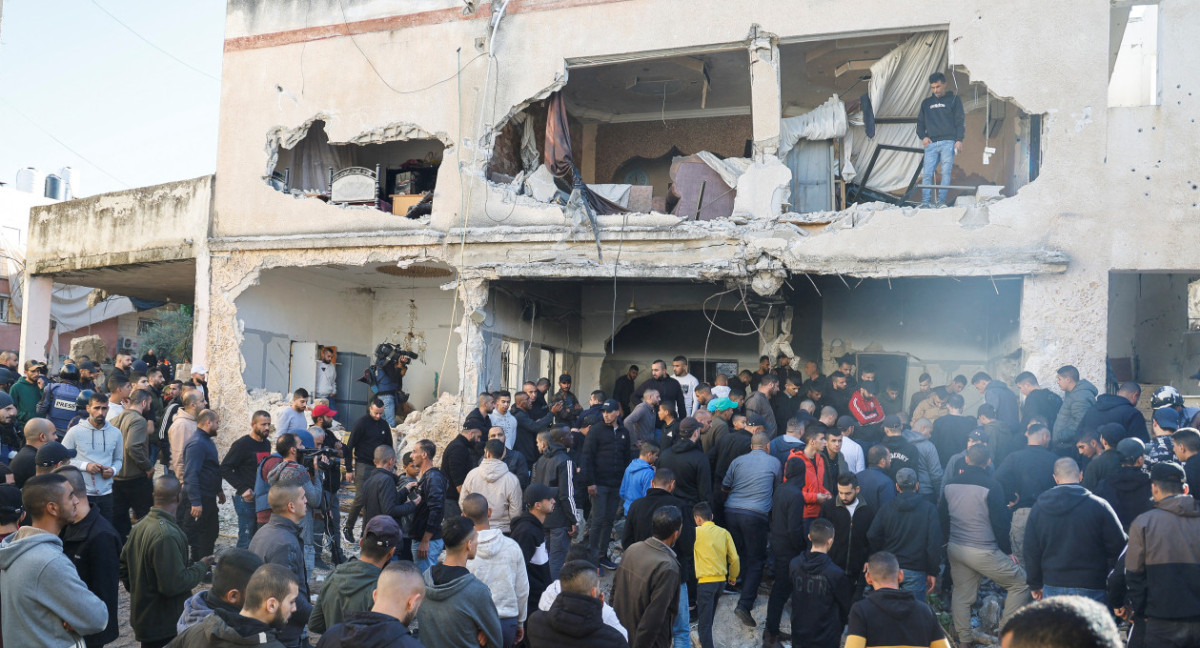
[17,0,1200,441]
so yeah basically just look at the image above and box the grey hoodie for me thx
[416,565,503,648]
[1053,379,1098,444]
[0,526,109,647]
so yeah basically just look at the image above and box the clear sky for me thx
[0,1,226,197]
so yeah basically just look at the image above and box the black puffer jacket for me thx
[581,422,631,489]
[819,496,874,581]
[1024,484,1126,591]
[770,461,808,559]
[526,591,629,648]
[622,488,695,572]
[62,506,122,648]
[1095,466,1153,531]
[657,437,711,505]
[866,491,942,573]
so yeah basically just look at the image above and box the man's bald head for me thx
[373,561,426,625]
[183,390,205,411]
[23,418,55,446]
[153,475,183,507]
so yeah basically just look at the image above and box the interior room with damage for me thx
[484,28,1039,223]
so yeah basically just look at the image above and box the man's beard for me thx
[269,608,289,627]
[399,605,418,626]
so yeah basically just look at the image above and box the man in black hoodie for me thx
[657,417,711,507]
[581,399,631,570]
[845,552,948,648]
[764,456,807,648]
[1078,382,1148,443]
[442,426,482,518]
[1083,423,1126,490]
[866,468,941,602]
[1015,372,1062,432]
[1096,437,1152,531]
[511,484,556,605]
[526,559,629,648]
[315,561,426,648]
[1023,457,1126,604]
[787,519,851,648]
[994,423,1058,566]
[880,415,919,480]
[916,71,965,208]
[58,465,122,648]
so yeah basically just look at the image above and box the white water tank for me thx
[59,166,79,199]
[15,167,42,194]
[44,174,65,200]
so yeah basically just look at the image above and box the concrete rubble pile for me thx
[392,392,466,459]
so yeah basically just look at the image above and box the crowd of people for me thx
[1,348,1199,648]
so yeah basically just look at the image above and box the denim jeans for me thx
[379,393,397,427]
[921,139,956,205]
[412,537,444,573]
[1042,585,1106,605]
[499,617,518,648]
[900,569,926,601]
[696,581,723,648]
[233,495,256,549]
[725,508,769,612]
[673,582,690,648]
[546,526,571,580]
[587,485,620,560]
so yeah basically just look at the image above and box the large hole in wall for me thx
[268,120,446,220]
[486,49,753,218]
[1108,271,1200,393]
[778,30,1044,212]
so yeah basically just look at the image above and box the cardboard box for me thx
[391,194,425,216]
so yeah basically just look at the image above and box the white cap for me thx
[191,365,207,375]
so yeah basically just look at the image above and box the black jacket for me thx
[345,415,392,467]
[441,434,478,494]
[931,415,975,469]
[513,407,552,464]
[1024,484,1126,591]
[632,376,686,421]
[770,479,809,559]
[1083,449,1123,491]
[819,497,874,581]
[62,506,123,647]
[9,443,36,488]
[463,408,490,434]
[622,488,695,569]
[411,468,447,541]
[314,611,422,648]
[846,588,947,648]
[502,448,531,490]
[1185,455,1200,494]
[581,422,631,489]
[1095,466,1153,531]
[916,91,965,142]
[657,437,711,506]
[994,445,1058,510]
[866,491,941,574]
[789,552,852,648]
[880,435,919,480]
[527,591,630,648]
[510,512,551,603]
[1021,388,1063,431]
[1078,394,1148,442]
[220,434,272,495]
[361,467,417,530]
[613,375,636,413]
[533,444,578,529]
[713,429,752,483]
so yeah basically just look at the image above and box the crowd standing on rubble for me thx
[1,348,1198,648]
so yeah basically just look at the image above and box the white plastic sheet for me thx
[777,95,848,158]
[844,31,949,192]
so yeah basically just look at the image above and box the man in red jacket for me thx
[849,381,886,427]
[789,426,832,534]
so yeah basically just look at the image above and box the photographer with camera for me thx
[253,432,325,574]
[308,404,344,568]
[370,344,417,428]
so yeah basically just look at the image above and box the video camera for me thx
[298,446,340,466]
[374,343,419,367]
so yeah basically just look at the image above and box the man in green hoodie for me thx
[10,359,45,432]
[309,515,400,634]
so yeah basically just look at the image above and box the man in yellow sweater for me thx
[692,502,740,648]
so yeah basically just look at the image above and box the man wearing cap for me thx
[867,468,941,601]
[61,393,123,524]
[1124,460,1200,645]
[309,515,399,634]
[658,416,711,508]
[581,398,631,570]
[1095,437,1153,531]
[11,360,44,433]
[188,365,209,403]
[702,397,735,455]
[35,440,76,474]
[879,415,919,481]
[511,483,556,604]
[634,360,688,422]
[1147,407,1181,469]
[79,361,102,394]
[37,362,84,436]
[1023,457,1126,605]
[744,374,779,439]
[0,391,18,464]
[548,374,582,427]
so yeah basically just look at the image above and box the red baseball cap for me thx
[312,404,338,418]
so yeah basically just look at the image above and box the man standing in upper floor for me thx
[916,71,965,208]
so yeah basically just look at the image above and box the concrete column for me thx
[455,278,489,402]
[580,123,599,184]
[192,250,211,368]
[1019,270,1107,389]
[18,274,53,363]
[748,27,782,160]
